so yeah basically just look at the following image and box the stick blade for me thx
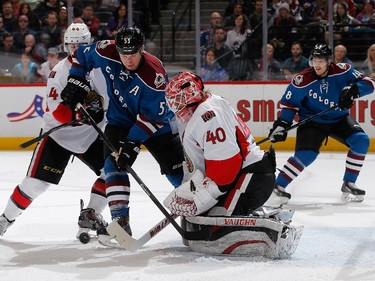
[106,221,137,251]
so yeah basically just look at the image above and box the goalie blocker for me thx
[183,207,304,259]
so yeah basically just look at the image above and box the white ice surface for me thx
[0,150,374,281]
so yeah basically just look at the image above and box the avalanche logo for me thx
[7,95,45,122]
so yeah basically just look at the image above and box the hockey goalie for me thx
[163,71,303,258]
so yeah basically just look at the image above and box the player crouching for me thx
[163,71,303,258]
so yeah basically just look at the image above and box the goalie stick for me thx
[19,116,87,148]
[76,103,210,241]
[257,105,339,145]
[106,214,178,251]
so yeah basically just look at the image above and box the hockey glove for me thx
[163,170,225,217]
[74,91,105,125]
[268,118,292,143]
[338,83,359,110]
[115,140,141,170]
[61,75,91,110]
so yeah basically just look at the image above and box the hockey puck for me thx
[79,232,91,244]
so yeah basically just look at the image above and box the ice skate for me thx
[0,214,14,236]
[98,215,132,248]
[341,182,365,202]
[264,184,291,207]
[77,200,108,244]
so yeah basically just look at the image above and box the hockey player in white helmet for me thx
[0,22,109,242]
[163,71,303,258]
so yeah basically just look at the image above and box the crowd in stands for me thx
[199,0,375,81]
[0,0,160,83]
[1,0,375,83]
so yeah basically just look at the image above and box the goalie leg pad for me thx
[185,216,303,259]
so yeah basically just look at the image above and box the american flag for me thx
[7,95,45,122]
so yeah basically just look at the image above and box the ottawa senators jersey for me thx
[180,94,264,186]
[42,57,108,153]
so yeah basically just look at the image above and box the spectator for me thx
[225,13,251,52]
[103,3,128,39]
[11,0,22,17]
[208,26,234,70]
[0,16,8,47]
[355,0,375,26]
[24,33,47,64]
[37,47,60,82]
[11,51,39,83]
[362,43,375,79]
[282,41,310,80]
[56,28,67,58]
[200,47,229,81]
[200,11,222,56]
[0,33,21,74]
[333,44,354,66]
[80,2,100,40]
[41,11,62,48]
[302,0,327,23]
[34,0,60,27]
[272,3,299,43]
[12,15,37,50]
[57,6,68,29]
[0,32,20,55]
[325,0,357,18]
[18,2,41,31]
[326,1,360,43]
[2,1,17,33]
[223,3,249,29]
[257,43,283,80]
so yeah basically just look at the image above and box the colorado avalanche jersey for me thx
[181,95,264,186]
[42,57,108,153]
[279,63,375,123]
[70,40,173,144]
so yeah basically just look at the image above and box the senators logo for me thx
[201,110,216,122]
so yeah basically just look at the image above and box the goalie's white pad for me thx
[184,210,303,259]
[164,170,224,216]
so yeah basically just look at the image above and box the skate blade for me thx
[264,192,289,208]
[98,234,128,250]
[341,192,364,203]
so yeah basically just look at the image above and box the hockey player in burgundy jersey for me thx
[60,26,184,237]
[163,71,275,217]
[0,23,109,237]
[267,43,375,205]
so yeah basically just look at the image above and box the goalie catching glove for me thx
[268,118,292,143]
[61,75,91,110]
[338,83,359,110]
[163,170,225,216]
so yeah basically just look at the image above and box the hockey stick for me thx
[256,105,339,145]
[76,103,210,241]
[19,116,87,148]
[106,213,178,251]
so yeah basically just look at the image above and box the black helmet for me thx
[310,43,332,59]
[115,26,144,55]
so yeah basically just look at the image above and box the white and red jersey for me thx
[180,94,264,186]
[42,56,108,153]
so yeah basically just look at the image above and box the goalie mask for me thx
[64,23,91,54]
[165,71,204,123]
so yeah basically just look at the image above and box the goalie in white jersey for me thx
[0,23,109,239]
[163,72,303,258]
[163,71,275,217]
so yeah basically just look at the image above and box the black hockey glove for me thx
[73,90,104,125]
[338,83,359,110]
[116,140,141,170]
[268,118,292,143]
[61,75,91,110]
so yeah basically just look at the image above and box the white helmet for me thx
[64,23,91,53]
